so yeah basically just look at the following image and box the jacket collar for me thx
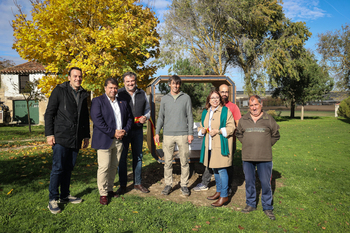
[209,105,222,113]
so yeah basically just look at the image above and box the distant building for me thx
[0,61,48,125]
[235,90,348,107]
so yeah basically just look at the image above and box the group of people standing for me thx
[44,69,280,221]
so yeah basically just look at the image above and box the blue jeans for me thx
[243,161,273,210]
[49,144,79,200]
[213,168,229,198]
[118,127,144,186]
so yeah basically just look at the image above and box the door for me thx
[13,100,39,124]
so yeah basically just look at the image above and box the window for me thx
[19,75,29,93]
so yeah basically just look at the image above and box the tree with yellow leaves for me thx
[12,0,160,96]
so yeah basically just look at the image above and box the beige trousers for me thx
[163,135,189,187]
[97,138,123,196]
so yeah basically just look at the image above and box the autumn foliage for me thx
[12,0,160,96]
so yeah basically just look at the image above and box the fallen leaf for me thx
[346,222,349,225]
[133,211,138,213]
[206,221,210,225]
[7,189,13,195]
[119,218,124,221]
[192,228,198,231]
[322,227,326,230]
[238,225,244,230]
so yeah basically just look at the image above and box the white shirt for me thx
[106,94,122,130]
[198,106,227,150]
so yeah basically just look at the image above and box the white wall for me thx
[2,73,45,97]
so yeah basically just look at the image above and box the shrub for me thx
[263,96,284,106]
[337,96,350,118]
[267,110,282,118]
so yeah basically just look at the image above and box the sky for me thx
[0,0,349,90]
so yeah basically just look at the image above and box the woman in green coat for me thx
[198,90,235,207]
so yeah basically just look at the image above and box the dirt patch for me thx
[120,163,283,210]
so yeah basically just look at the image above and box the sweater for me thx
[156,92,194,136]
[236,111,280,161]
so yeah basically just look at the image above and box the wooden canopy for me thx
[145,75,236,163]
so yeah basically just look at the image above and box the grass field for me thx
[277,110,334,117]
[1,117,350,232]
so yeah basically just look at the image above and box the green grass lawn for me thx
[0,125,45,141]
[1,117,350,232]
[276,110,334,117]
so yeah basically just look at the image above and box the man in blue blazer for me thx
[91,77,133,205]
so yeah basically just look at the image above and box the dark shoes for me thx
[211,197,229,207]
[108,191,119,198]
[181,186,190,196]
[100,191,119,205]
[264,210,276,220]
[207,192,220,200]
[134,184,150,193]
[100,196,108,205]
[228,187,233,196]
[116,186,127,195]
[161,185,172,195]
[241,205,257,213]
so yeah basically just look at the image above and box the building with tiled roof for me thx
[0,61,48,125]
[0,61,46,74]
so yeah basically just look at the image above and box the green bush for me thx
[337,96,350,118]
[267,110,282,120]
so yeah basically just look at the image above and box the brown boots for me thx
[211,197,229,207]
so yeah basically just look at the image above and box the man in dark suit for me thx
[91,77,133,205]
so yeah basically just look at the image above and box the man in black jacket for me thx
[117,72,150,194]
[45,67,90,214]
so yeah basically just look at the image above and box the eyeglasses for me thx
[210,97,220,100]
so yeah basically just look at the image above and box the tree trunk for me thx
[301,105,304,120]
[290,100,295,118]
[26,100,31,133]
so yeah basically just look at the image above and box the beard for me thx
[222,96,229,103]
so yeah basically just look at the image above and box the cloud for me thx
[282,0,330,21]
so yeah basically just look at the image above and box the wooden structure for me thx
[146,75,236,164]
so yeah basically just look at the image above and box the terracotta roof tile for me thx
[0,61,46,74]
